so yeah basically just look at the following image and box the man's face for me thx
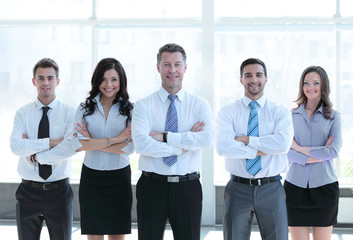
[32,67,60,102]
[157,52,187,94]
[240,64,267,100]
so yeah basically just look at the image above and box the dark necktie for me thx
[163,95,178,166]
[246,101,261,176]
[38,106,52,180]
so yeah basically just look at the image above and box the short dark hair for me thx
[157,43,187,64]
[240,58,267,77]
[33,58,59,78]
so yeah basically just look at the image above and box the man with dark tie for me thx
[216,58,293,240]
[10,58,76,240]
[131,43,214,240]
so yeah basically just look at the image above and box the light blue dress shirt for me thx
[216,95,293,178]
[286,104,342,188]
[72,94,134,171]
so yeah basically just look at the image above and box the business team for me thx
[10,44,341,240]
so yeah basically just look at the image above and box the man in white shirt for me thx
[10,58,76,240]
[132,43,214,240]
[216,58,293,240]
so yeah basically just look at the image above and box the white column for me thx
[201,0,215,226]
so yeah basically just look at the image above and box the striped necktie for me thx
[163,95,178,166]
[246,101,261,176]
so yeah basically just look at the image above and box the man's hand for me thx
[235,136,249,145]
[191,121,205,132]
[150,131,163,142]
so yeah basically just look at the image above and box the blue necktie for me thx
[246,101,261,176]
[163,95,178,166]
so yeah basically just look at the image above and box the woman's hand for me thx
[75,121,91,138]
[114,125,132,143]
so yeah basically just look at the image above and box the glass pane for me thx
[0,0,91,19]
[340,0,353,16]
[97,0,202,18]
[0,25,92,181]
[339,31,353,186]
[96,27,202,181]
[215,0,335,17]
[214,30,335,184]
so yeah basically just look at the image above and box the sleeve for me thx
[167,98,215,151]
[121,142,135,155]
[71,104,88,151]
[248,106,293,155]
[131,99,182,158]
[36,106,76,164]
[310,112,342,161]
[287,149,308,166]
[9,108,50,157]
[216,105,258,159]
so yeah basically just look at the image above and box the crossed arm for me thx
[74,121,132,154]
[291,136,334,164]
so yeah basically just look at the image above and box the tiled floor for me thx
[1,221,353,239]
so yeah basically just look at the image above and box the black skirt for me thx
[284,180,339,227]
[79,164,132,234]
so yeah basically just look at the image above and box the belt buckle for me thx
[249,179,261,186]
[167,176,179,183]
[42,183,51,190]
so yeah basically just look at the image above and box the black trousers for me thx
[136,174,203,240]
[15,180,73,240]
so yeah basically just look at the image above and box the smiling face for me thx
[99,68,120,100]
[32,67,60,105]
[303,71,321,103]
[157,51,187,95]
[240,64,267,100]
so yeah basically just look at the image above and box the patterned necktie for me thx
[246,101,261,176]
[38,106,52,180]
[163,95,178,166]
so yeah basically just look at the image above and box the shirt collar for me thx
[158,87,184,103]
[292,102,324,115]
[241,95,266,109]
[35,97,58,110]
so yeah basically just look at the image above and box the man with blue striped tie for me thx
[132,43,215,240]
[216,58,294,240]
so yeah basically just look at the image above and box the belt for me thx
[231,175,282,186]
[21,178,69,190]
[142,171,200,183]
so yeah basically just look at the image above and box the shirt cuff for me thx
[166,132,180,147]
[246,146,258,159]
[121,142,134,155]
[248,136,259,150]
[72,136,84,151]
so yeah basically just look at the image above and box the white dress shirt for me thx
[131,87,215,175]
[72,94,134,171]
[216,95,293,178]
[10,98,76,182]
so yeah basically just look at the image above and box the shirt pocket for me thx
[260,121,275,136]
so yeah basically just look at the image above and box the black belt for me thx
[231,175,282,186]
[142,171,200,183]
[21,178,69,190]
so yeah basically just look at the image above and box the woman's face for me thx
[99,68,120,99]
[303,71,321,102]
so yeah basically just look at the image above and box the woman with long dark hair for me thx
[284,66,342,240]
[72,58,133,240]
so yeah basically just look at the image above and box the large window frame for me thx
[1,0,353,226]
